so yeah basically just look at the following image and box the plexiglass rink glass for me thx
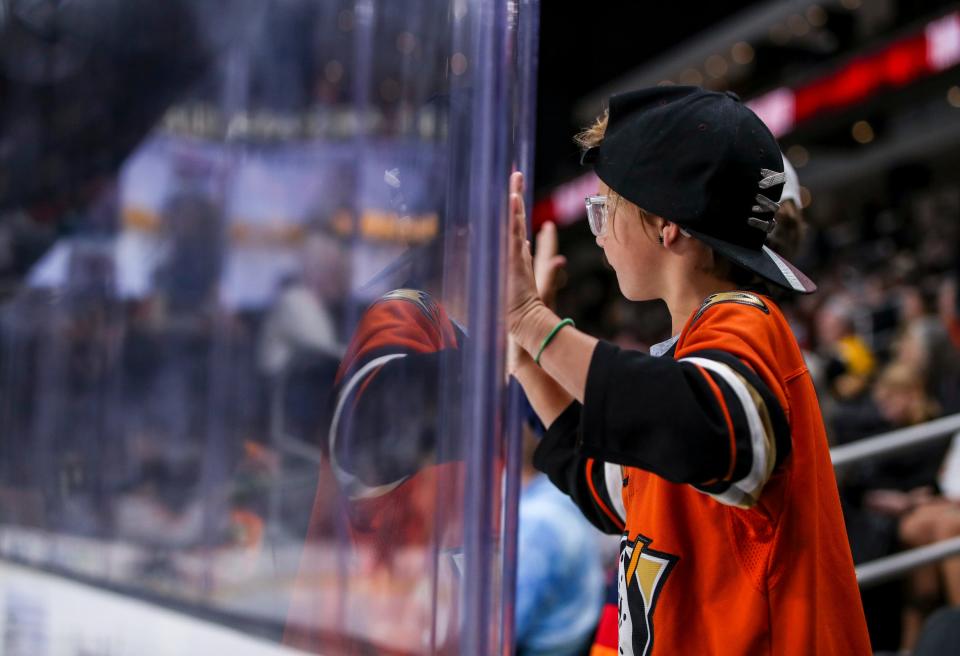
[0,1,539,654]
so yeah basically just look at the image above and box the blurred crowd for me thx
[794,180,960,653]
[0,191,349,621]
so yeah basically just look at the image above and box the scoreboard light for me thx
[750,11,960,137]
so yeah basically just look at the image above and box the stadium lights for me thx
[851,120,874,144]
[806,5,827,27]
[769,23,790,45]
[786,144,810,167]
[731,41,755,65]
[548,10,960,228]
[949,86,960,108]
[576,0,852,121]
[325,61,344,84]
[679,68,704,85]
[705,55,729,78]
[451,53,468,76]
[397,32,417,55]
[788,14,810,38]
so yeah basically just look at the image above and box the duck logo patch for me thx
[693,291,768,325]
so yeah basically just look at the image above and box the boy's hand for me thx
[506,171,543,336]
[533,221,566,311]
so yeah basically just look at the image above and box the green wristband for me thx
[534,318,575,366]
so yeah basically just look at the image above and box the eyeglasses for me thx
[584,195,609,237]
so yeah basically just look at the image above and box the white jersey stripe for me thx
[329,353,409,499]
[680,357,774,506]
[604,461,627,524]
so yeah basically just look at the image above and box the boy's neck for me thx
[663,273,739,335]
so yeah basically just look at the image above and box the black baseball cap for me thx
[581,86,816,294]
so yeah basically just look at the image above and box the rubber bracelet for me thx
[535,318,575,366]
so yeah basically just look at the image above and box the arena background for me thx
[0,1,959,654]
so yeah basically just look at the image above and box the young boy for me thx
[507,86,871,655]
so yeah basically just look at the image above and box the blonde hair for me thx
[876,362,924,393]
[574,109,609,151]
[874,361,939,424]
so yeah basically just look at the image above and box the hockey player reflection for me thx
[285,228,470,654]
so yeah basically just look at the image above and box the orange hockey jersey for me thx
[535,291,871,655]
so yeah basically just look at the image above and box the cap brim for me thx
[683,228,817,294]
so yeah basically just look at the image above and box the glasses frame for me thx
[584,194,609,237]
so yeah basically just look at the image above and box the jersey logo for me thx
[377,288,444,325]
[618,533,678,656]
[378,288,435,312]
[693,291,769,325]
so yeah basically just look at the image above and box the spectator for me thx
[835,362,941,512]
[816,296,877,402]
[897,278,960,413]
[834,361,953,651]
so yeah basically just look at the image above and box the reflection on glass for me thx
[0,1,536,654]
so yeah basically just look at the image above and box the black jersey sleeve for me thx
[533,402,626,535]
[331,348,464,495]
[327,290,465,500]
[579,340,791,509]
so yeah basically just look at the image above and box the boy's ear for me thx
[660,222,689,247]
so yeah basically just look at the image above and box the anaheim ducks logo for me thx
[618,533,678,656]
[692,291,769,325]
